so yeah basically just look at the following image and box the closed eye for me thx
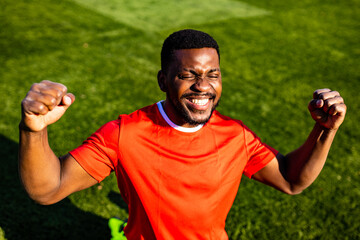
[207,74,219,79]
[178,74,195,80]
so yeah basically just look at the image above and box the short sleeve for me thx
[242,126,278,178]
[69,120,120,182]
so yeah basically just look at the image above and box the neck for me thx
[162,100,199,128]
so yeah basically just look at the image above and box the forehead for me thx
[171,48,219,68]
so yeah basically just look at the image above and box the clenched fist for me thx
[20,80,75,132]
[308,88,347,130]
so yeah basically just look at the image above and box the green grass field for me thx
[0,0,359,239]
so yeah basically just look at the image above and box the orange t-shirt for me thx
[70,102,278,239]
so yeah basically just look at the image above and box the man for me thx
[19,29,347,239]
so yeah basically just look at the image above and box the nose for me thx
[192,77,211,92]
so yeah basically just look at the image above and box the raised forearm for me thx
[19,80,76,203]
[284,123,337,193]
[19,127,61,203]
[253,89,346,194]
[19,81,97,204]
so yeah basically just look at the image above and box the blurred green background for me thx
[0,0,359,239]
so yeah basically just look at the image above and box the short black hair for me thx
[161,29,220,72]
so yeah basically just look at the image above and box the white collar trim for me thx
[157,101,204,133]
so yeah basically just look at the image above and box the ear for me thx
[157,70,167,92]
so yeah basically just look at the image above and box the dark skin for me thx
[19,48,347,205]
[19,81,97,204]
[157,48,222,127]
[254,89,347,194]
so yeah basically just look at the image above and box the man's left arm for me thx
[252,89,347,195]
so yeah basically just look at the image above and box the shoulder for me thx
[119,103,158,120]
[118,103,160,128]
[84,104,157,152]
[95,119,121,136]
[84,120,121,149]
[209,110,246,129]
[90,104,158,143]
[208,111,261,139]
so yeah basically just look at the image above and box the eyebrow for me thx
[182,68,221,73]
[208,68,221,73]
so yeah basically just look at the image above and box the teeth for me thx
[191,99,209,106]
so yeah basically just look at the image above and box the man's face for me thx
[159,48,222,127]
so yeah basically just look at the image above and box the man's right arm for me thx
[19,80,97,205]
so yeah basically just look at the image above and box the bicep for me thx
[61,153,98,190]
[252,153,293,194]
[45,154,98,204]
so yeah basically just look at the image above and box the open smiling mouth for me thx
[190,98,209,106]
[182,93,216,111]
